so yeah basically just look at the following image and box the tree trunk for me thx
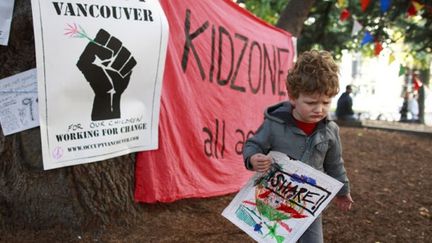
[0,0,139,231]
[276,0,315,37]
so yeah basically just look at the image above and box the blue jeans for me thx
[297,216,323,243]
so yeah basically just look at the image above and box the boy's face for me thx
[289,92,332,123]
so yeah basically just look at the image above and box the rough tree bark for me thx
[0,0,139,231]
[276,0,315,37]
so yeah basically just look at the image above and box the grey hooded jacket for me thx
[243,102,350,196]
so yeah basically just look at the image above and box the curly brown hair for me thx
[286,50,339,99]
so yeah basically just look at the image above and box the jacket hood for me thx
[264,101,293,124]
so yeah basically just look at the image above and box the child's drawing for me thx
[222,151,343,243]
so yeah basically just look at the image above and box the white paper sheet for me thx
[0,0,15,46]
[0,69,39,135]
[31,0,169,169]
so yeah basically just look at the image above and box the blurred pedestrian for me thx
[399,92,409,122]
[408,92,419,123]
[336,85,357,121]
[400,91,419,123]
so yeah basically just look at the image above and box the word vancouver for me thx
[52,2,154,21]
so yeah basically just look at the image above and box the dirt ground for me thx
[1,126,431,242]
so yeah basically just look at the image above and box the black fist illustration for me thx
[77,29,137,121]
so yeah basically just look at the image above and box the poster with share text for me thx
[222,151,343,243]
[31,0,169,169]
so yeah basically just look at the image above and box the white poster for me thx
[0,0,15,46]
[31,0,169,169]
[0,69,39,135]
[222,151,343,243]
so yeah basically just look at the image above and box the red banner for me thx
[135,0,295,202]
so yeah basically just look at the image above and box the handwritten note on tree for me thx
[0,69,39,136]
[222,151,343,243]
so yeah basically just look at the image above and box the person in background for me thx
[407,92,419,123]
[400,91,419,123]
[243,50,353,243]
[399,91,409,122]
[336,85,357,121]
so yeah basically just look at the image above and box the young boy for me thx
[243,50,353,243]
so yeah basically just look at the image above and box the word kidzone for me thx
[55,123,147,142]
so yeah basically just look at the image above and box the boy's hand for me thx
[334,193,354,211]
[250,153,272,172]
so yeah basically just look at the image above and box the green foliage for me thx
[242,0,288,25]
[242,0,431,68]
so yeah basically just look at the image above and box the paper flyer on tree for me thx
[0,0,15,46]
[0,69,39,135]
[30,0,169,169]
[222,151,343,243]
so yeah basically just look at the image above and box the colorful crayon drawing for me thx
[222,151,343,243]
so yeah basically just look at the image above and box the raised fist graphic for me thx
[77,29,137,121]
